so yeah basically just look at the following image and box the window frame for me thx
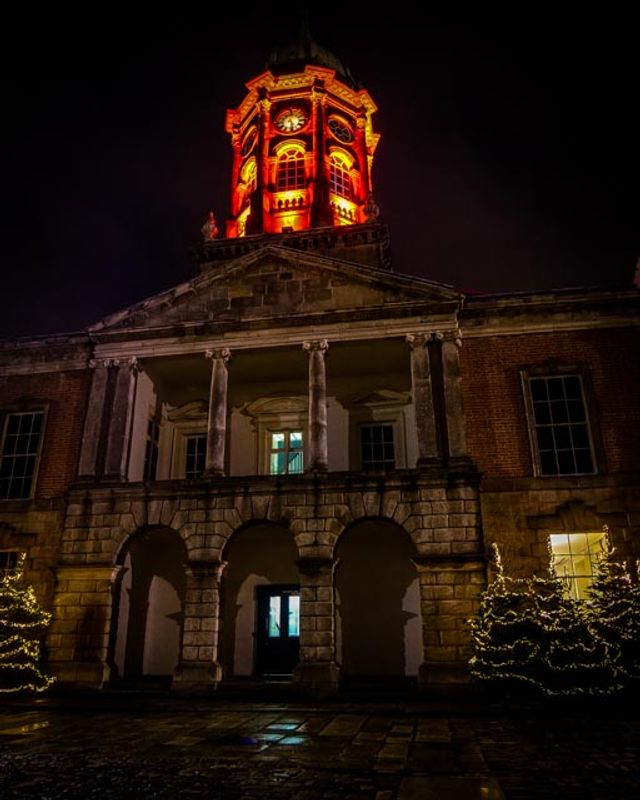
[359,422,396,472]
[549,531,606,600]
[268,429,304,476]
[0,550,23,579]
[347,391,410,471]
[521,367,600,478]
[0,406,48,501]
[243,395,308,477]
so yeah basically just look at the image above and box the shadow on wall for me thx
[221,523,299,677]
[335,519,422,677]
[111,527,187,681]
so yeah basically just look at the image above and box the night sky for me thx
[1,9,637,338]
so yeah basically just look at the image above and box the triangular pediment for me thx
[89,245,461,333]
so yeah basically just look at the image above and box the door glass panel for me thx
[268,596,281,637]
[288,594,300,637]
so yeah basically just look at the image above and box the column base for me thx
[293,661,340,697]
[172,661,222,693]
[418,660,471,689]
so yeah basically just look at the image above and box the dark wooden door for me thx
[256,585,300,676]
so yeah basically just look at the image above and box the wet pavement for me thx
[0,693,639,799]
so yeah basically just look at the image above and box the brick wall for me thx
[0,370,91,498]
[461,328,640,478]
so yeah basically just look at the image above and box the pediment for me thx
[89,245,461,333]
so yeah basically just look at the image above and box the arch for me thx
[220,521,299,678]
[240,157,257,195]
[110,526,187,685]
[335,518,422,680]
[275,145,306,191]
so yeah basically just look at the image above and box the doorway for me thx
[256,585,300,676]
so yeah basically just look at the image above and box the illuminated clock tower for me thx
[224,32,380,238]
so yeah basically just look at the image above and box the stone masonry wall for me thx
[47,473,485,688]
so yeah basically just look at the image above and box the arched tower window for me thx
[240,158,257,197]
[329,152,353,199]
[276,146,306,191]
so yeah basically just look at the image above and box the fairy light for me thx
[0,554,55,694]
[469,541,627,697]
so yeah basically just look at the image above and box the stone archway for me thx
[220,523,299,678]
[335,518,422,680]
[111,527,187,683]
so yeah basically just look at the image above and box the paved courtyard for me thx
[0,694,639,799]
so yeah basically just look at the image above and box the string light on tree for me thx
[0,554,55,694]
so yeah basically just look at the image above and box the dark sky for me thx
[1,8,637,338]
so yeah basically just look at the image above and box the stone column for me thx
[78,359,110,479]
[303,340,329,472]
[406,333,439,464]
[47,565,121,687]
[293,556,340,696]
[173,560,225,691]
[104,357,141,481]
[440,330,468,459]
[414,554,486,688]
[205,348,231,476]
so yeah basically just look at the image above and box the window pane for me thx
[288,594,300,637]
[0,412,44,499]
[271,433,285,450]
[289,431,303,449]
[270,452,286,474]
[288,451,304,474]
[529,376,594,476]
[185,435,206,478]
[268,596,281,638]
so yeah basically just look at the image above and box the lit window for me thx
[550,532,605,600]
[0,550,22,579]
[527,375,595,476]
[143,419,160,481]
[269,431,303,475]
[185,434,206,479]
[360,424,395,471]
[241,158,257,195]
[329,153,352,199]
[276,148,305,191]
[0,411,45,500]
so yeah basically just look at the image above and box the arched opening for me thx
[221,523,299,678]
[275,146,306,191]
[335,519,422,682]
[111,527,187,685]
[328,151,354,199]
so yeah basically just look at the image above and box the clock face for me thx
[275,107,307,133]
[328,116,354,144]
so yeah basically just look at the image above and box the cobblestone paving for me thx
[0,697,639,799]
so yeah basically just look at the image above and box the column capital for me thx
[442,329,463,349]
[205,347,231,363]
[405,332,429,348]
[302,339,329,354]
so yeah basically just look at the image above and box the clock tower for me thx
[224,31,380,238]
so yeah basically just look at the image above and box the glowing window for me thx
[527,375,595,476]
[0,411,45,500]
[241,158,257,195]
[329,154,352,199]
[185,434,206,479]
[268,596,281,637]
[269,431,303,475]
[276,148,305,191]
[550,532,605,600]
[288,594,300,636]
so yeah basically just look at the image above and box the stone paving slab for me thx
[0,698,639,799]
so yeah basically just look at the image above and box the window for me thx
[0,550,22,579]
[329,153,352,199]
[185,434,206,479]
[143,419,160,481]
[550,531,605,600]
[276,147,305,190]
[269,431,303,475]
[241,157,257,195]
[526,374,596,476]
[0,411,45,500]
[360,424,395,470]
